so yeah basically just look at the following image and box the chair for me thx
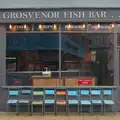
[7,89,19,115]
[55,90,67,114]
[56,100,67,114]
[103,89,115,113]
[80,90,91,114]
[17,89,32,115]
[68,90,78,114]
[44,90,55,114]
[31,90,44,115]
[91,89,103,114]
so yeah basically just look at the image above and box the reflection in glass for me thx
[61,33,114,86]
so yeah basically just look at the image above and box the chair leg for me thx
[31,104,33,116]
[90,105,92,115]
[101,104,103,115]
[103,104,105,114]
[68,105,69,115]
[114,104,116,114]
[54,104,56,115]
[81,105,82,115]
[77,104,79,115]
[42,104,44,116]
[6,104,8,114]
[16,103,19,116]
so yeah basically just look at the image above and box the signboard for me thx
[87,24,114,32]
[78,78,95,85]
[1,8,120,22]
[62,23,87,31]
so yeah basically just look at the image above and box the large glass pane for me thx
[61,23,114,86]
[6,24,59,86]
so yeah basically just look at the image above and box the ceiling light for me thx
[9,24,12,29]
[53,24,57,30]
[39,24,42,29]
[97,24,100,28]
[111,24,114,28]
[82,24,85,28]
[68,24,71,29]
[24,24,27,29]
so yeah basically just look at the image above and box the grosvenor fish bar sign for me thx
[2,11,107,19]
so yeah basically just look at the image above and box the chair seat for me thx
[7,99,18,104]
[103,100,114,105]
[18,100,29,103]
[32,101,43,105]
[33,91,44,95]
[91,100,102,104]
[45,100,54,104]
[56,100,66,105]
[68,100,78,104]
[68,91,77,96]
[45,90,54,95]
[80,100,91,105]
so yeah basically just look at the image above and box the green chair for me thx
[31,90,44,115]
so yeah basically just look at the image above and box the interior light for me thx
[39,24,42,29]
[9,24,12,29]
[111,24,114,28]
[97,24,100,28]
[82,24,85,28]
[68,24,71,29]
[53,24,57,30]
[24,24,27,29]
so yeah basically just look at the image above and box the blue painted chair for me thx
[44,90,55,114]
[80,90,91,114]
[45,90,55,95]
[103,89,115,113]
[44,99,55,114]
[7,90,19,114]
[68,91,79,114]
[91,90,103,113]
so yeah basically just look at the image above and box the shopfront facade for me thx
[0,8,120,86]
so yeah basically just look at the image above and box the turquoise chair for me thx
[80,90,91,114]
[103,89,115,113]
[44,90,55,114]
[91,90,103,114]
[44,100,55,114]
[68,91,78,114]
[45,90,55,95]
[7,90,19,114]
